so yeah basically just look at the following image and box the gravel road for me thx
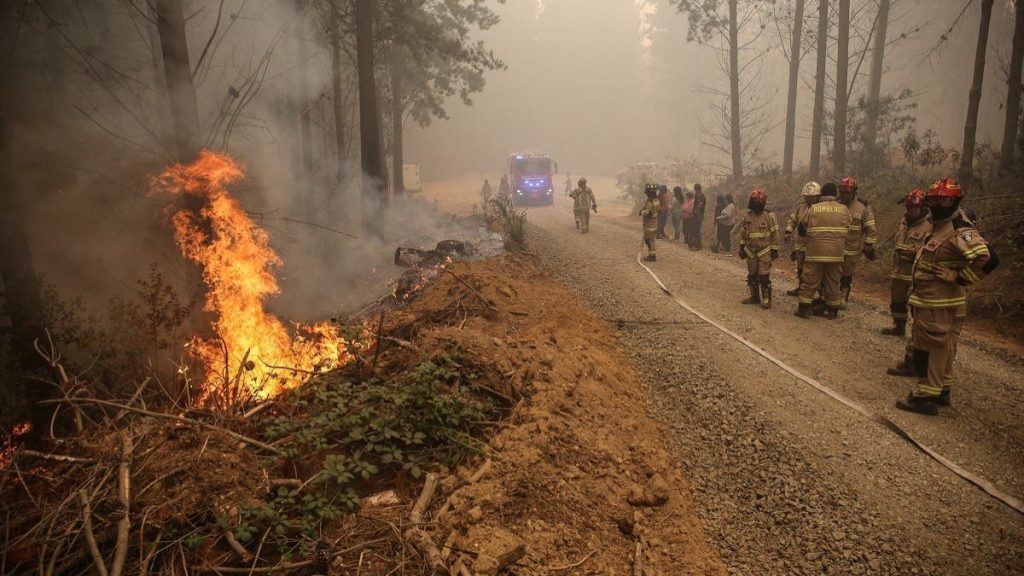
[525,196,1024,575]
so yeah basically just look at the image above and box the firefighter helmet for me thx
[749,188,768,203]
[927,178,963,199]
[644,183,659,197]
[578,177,587,186]
[839,176,858,193]
[801,182,822,197]
[900,189,926,206]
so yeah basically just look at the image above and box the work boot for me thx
[785,286,801,297]
[643,254,656,262]
[881,320,906,337]
[810,298,827,316]
[575,218,580,229]
[794,304,811,319]
[886,360,916,377]
[938,388,951,407]
[825,306,839,320]
[759,278,772,309]
[896,393,939,416]
[742,277,761,305]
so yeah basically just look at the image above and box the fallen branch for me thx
[77,489,110,576]
[405,528,446,572]
[194,536,391,573]
[18,449,95,464]
[409,472,439,525]
[47,398,284,456]
[441,268,495,311]
[223,530,255,563]
[550,550,596,572]
[110,431,132,576]
[438,459,491,519]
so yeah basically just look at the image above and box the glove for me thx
[592,206,598,213]
[797,222,807,237]
[770,249,779,260]
[738,246,748,260]
[936,267,959,283]
[862,244,877,261]
[789,250,798,262]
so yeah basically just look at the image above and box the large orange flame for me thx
[152,151,354,401]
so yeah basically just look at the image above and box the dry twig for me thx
[110,431,133,576]
[77,489,110,576]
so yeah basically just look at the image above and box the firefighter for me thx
[498,174,510,202]
[570,177,597,233]
[882,189,932,337]
[794,182,850,319]
[737,188,781,309]
[894,178,998,415]
[481,179,493,207]
[784,181,822,296]
[837,176,877,307]
[640,183,659,261]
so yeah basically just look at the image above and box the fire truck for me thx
[508,152,556,206]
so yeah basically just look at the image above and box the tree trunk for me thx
[833,0,850,174]
[390,46,405,197]
[960,0,994,176]
[728,0,743,178]
[809,0,829,179]
[294,0,314,219]
[863,0,890,160]
[782,0,805,177]
[155,0,201,162]
[356,0,384,235]
[999,0,1024,173]
[330,0,346,190]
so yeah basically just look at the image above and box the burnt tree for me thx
[960,0,994,176]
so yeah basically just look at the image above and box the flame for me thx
[0,422,31,471]
[152,151,356,400]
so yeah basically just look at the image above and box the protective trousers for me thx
[840,254,860,308]
[799,261,842,308]
[909,307,964,397]
[643,230,656,256]
[889,278,911,324]
[576,209,590,232]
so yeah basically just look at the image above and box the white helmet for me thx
[801,181,822,197]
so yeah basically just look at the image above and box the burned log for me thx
[394,240,476,269]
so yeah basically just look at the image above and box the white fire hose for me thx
[636,250,1024,516]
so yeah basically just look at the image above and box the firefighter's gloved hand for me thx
[863,244,877,261]
[770,249,779,260]
[592,206,597,213]
[789,250,798,262]
[937,267,959,283]
[738,246,748,260]
[797,222,807,237]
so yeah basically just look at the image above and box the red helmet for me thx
[749,188,767,203]
[904,189,926,207]
[927,178,963,199]
[839,176,858,193]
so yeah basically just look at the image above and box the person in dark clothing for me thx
[712,194,726,252]
[689,183,707,250]
[656,185,670,239]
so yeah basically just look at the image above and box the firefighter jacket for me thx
[570,186,596,211]
[785,203,813,252]
[842,198,877,255]
[890,214,932,282]
[640,198,659,231]
[909,214,992,310]
[738,209,780,258]
[801,197,851,263]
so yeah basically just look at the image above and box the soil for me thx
[419,180,1024,575]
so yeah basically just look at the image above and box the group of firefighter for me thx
[634,176,998,416]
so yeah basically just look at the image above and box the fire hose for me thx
[636,250,1024,516]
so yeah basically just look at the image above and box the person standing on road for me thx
[893,178,998,415]
[882,189,932,337]
[737,188,781,309]
[656,185,670,239]
[681,191,695,244]
[689,183,707,250]
[794,182,850,320]
[641,183,660,261]
[671,187,685,242]
[481,179,493,207]
[498,174,510,202]
[570,177,597,233]
[837,176,878,307]
[711,194,726,252]
[784,182,822,297]
[715,193,736,254]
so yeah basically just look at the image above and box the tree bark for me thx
[356,0,384,235]
[294,0,314,218]
[390,45,405,197]
[155,0,201,162]
[863,0,890,159]
[782,0,805,177]
[728,0,743,178]
[1000,0,1024,173]
[809,0,829,179]
[330,0,346,189]
[833,0,850,174]
[960,0,994,176]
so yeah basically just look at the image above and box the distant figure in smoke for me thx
[498,174,510,202]
[565,173,573,196]
[671,187,685,242]
[714,194,736,254]
[481,179,492,207]
[711,194,726,252]
[688,183,707,250]
[640,183,660,261]
[656,185,670,239]
[570,177,597,233]
[681,190,695,244]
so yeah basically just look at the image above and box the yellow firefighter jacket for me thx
[908,215,992,309]
[570,186,596,211]
[785,202,813,252]
[842,198,877,256]
[891,214,933,282]
[640,198,659,232]
[801,197,851,263]
[738,209,780,258]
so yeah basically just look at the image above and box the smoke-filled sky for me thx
[406,0,1013,180]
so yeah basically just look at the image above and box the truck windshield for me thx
[516,159,551,174]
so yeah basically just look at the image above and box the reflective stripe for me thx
[916,381,943,396]
[808,226,848,233]
[890,272,913,281]
[825,299,844,307]
[960,267,981,284]
[863,219,876,227]
[756,245,773,257]
[747,232,772,238]
[805,256,844,263]
[894,243,915,251]
[908,294,967,308]
[962,245,990,259]
[843,250,861,256]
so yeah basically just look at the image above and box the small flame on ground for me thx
[152,151,357,401]
[0,422,32,471]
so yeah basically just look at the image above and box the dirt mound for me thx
[385,254,722,575]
